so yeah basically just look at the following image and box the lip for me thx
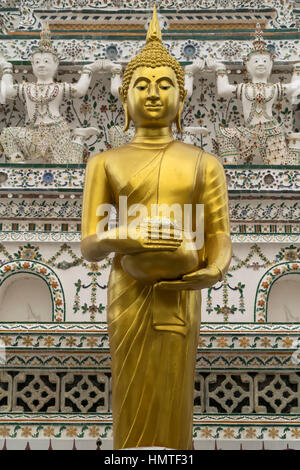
[145,105,162,109]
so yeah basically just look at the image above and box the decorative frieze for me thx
[0,231,299,243]
[0,0,296,31]
[1,322,300,351]
[0,197,82,219]
[0,165,84,192]
[0,232,81,242]
[225,167,300,193]
[1,197,298,223]
[193,413,300,441]
[2,411,300,442]
[0,38,299,64]
[0,165,299,193]
[0,323,300,370]
[0,412,113,439]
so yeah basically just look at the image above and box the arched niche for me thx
[267,274,300,322]
[255,262,300,322]
[0,260,65,322]
[0,273,52,322]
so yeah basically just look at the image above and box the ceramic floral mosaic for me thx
[0,70,298,161]
[0,0,298,30]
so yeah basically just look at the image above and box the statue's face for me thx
[32,52,58,80]
[127,66,180,128]
[246,53,273,80]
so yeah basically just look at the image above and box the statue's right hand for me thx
[206,57,226,72]
[98,225,181,254]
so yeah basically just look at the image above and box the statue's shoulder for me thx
[171,140,202,158]
[87,144,132,168]
[171,141,223,168]
[200,151,225,174]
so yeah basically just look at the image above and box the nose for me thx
[148,83,159,101]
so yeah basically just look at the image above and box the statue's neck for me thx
[133,126,174,144]
[35,77,55,84]
[250,77,268,84]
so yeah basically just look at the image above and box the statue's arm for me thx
[81,154,116,262]
[71,60,122,98]
[184,59,205,99]
[291,63,300,83]
[200,154,232,278]
[216,75,237,99]
[206,58,237,99]
[0,61,17,100]
[279,63,300,104]
[157,154,232,291]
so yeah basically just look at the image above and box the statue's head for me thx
[31,52,59,80]
[30,23,59,80]
[246,52,273,80]
[244,24,274,81]
[119,5,186,132]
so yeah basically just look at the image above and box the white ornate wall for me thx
[0,0,299,450]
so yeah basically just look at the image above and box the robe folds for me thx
[81,140,230,449]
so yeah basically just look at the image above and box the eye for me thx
[136,85,148,91]
[159,84,171,90]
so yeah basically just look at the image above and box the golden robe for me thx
[81,140,230,449]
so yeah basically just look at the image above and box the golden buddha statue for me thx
[81,6,232,450]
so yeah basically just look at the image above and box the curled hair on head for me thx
[122,42,185,102]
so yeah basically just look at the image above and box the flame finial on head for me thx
[31,22,59,60]
[121,5,185,102]
[244,23,275,62]
[146,4,162,43]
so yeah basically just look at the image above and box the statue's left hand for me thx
[155,265,221,291]
[89,59,122,74]
[0,56,12,71]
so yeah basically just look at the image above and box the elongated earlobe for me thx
[175,95,186,133]
[175,109,183,133]
[123,103,131,132]
[119,86,131,132]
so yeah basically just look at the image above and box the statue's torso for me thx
[239,82,280,127]
[18,82,65,124]
[104,140,202,209]
[103,140,203,283]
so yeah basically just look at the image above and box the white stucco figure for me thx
[208,24,300,165]
[184,58,205,99]
[0,23,121,163]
